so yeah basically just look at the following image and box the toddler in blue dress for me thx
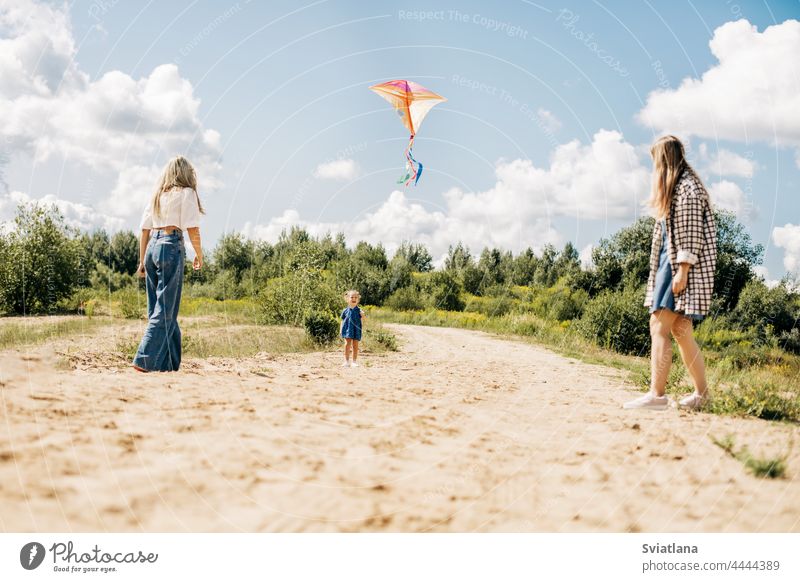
[341,290,366,367]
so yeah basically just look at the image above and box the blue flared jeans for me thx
[133,230,185,371]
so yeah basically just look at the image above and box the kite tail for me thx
[397,134,423,186]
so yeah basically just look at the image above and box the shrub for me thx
[90,261,137,292]
[694,316,754,351]
[779,328,800,355]
[331,257,391,306]
[730,280,797,337]
[529,283,588,321]
[114,287,145,319]
[258,269,339,325]
[369,327,399,351]
[576,287,650,355]
[385,286,426,311]
[187,269,244,301]
[426,271,465,311]
[465,294,515,317]
[303,311,339,345]
[59,287,99,315]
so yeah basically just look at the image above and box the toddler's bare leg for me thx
[352,340,359,362]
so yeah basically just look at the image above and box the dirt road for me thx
[1,324,797,531]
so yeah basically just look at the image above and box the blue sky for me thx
[1,0,799,278]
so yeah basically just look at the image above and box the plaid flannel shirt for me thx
[644,168,717,316]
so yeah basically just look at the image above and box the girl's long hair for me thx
[151,156,205,220]
[649,135,690,219]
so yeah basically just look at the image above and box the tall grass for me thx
[0,317,117,350]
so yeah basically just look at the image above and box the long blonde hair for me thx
[649,135,689,219]
[151,156,205,220]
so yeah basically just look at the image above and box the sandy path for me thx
[1,324,798,532]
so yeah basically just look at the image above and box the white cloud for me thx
[536,108,562,133]
[244,130,650,262]
[0,0,84,99]
[244,191,563,265]
[313,159,358,181]
[637,19,800,149]
[579,243,594,269]
[698,143,756,178]
[0,190,123,232]
[448,129,649,221]
[772,223,800,273]
[752,266,780,289]
[0,0,222,219]
[707,180,752,218]
[104,165,160,219]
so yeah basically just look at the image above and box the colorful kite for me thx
[369,80,446,186]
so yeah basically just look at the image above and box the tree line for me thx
[1,202,797,356]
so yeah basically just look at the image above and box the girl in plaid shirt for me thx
[624,136,717,411]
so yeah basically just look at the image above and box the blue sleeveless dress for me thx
[650,219,703,321]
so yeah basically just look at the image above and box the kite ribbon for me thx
[396,134,423,186]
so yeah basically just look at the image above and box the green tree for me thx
[109,230,139,274]
[81,229,111,268]
[394,241,433,272]
[553,242,581,281]
[352,241,388,270]
[533,244,559,287]
[0,204,82,314]
[580,217,654,294]
[511,247,539,286]
[213,233,255,282]
[444,242,472,272]
[713,210,764,310]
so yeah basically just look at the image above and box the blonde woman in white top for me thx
[132,156,204,372]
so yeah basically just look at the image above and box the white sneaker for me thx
[623,393,669,410]
[342,360,350,368]
[678,392,708,410]
[350,361,359,368]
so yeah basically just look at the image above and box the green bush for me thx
[465,294,515,317]
[303,311,339,345]
[385,286,426,311]
[90,261,137,292]
[59,287,98,315]
[426,271,465,311]
[331,257,391,306]
[779,328,800,354]
[694,316,754,350]
[114,287,145,319]
[369,327,399,351]
[258,268,340,325]
[730,280,797,337]
[187,269,244,301]
[576,287,650,355]
[529,283,588,321]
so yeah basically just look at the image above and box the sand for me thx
[1,323,798,532]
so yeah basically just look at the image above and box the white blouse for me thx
[139,187,202,231]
